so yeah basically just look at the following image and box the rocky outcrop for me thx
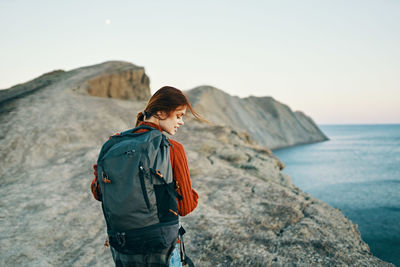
[81,70,149,100]
[185,86,328,149]
[0,62,392,266]
[72,61,151,101]
[0,61,150,104]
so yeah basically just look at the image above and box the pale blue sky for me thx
[1,0,399,124]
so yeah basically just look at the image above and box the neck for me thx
[143,116,160,126]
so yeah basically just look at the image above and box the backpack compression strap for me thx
[179,226,195,267]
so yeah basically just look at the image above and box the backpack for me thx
[96,125,182,254]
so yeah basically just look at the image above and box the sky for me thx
[0,0,399,124]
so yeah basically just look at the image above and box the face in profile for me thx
[158,105,186,135]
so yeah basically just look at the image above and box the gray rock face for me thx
[0,70,65,103]
[185,86,328,149]
[0,62,392,266]
[174,123,390,266]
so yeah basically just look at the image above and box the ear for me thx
[156,110,167,119]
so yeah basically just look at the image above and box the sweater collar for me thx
[137,121,163,132]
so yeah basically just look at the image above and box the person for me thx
[90,86,200,266]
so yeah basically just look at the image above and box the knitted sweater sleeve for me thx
[169,139,199,216]
[90,164,102,201]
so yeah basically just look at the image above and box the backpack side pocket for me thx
[154,183,179,222]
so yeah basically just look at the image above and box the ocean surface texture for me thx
[273,124,400,266]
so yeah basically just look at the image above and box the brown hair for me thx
[136,86,203,126]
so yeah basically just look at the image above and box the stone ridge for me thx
[185,85,328,149]
[0,61,151,104]
[0,70,65,104]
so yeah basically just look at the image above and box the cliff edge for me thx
[0,61,391,266]
[185,85,328,150]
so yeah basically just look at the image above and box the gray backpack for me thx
[96,125,182,254]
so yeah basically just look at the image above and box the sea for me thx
[273,124,400,266]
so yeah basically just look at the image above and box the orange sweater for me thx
[90,121,198,216]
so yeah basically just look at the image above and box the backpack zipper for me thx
[139,166,151,210]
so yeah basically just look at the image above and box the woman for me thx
[91,86,200,266]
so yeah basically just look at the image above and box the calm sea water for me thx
[273,124,400,266]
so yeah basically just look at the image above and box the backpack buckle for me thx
[155,170,164,178]
[102,173,111,184]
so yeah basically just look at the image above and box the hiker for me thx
[90,86,200,267]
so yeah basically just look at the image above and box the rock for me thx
[0,61,392,266]
[0,70,65,104]
[72,61,151,101]
[185,86,329,149]
[174,125,388,266]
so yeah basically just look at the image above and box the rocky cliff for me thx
[0,61,392,266]
[72,61,150,101]
[185,86,328,150]
[0,61,150,104]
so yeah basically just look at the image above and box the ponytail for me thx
[136,110,155,126]
[136,111,145,126]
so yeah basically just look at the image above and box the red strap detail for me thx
[108,132,121,139]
